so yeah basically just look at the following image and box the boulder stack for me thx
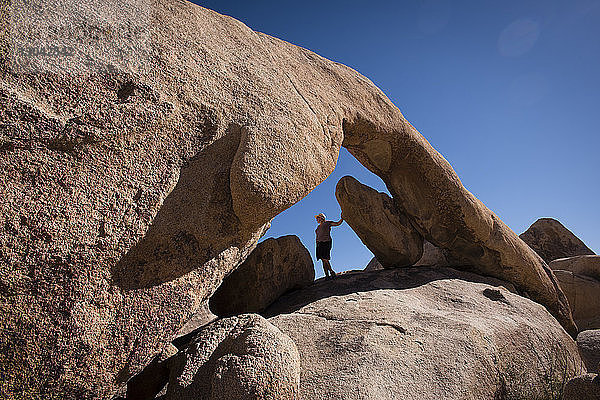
[0,0,579,396]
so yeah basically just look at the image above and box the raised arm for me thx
[330,214,344,227]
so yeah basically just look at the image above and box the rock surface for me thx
[335,175,423,267]
[413,240,454,267]
[364,257,383,271]
[126,344,177,400]
[520,218,595,263]
[0,0,576,397]
[553,270,600,331]
[166,314,300,400]
[562,374,600,400]
[266,267,584,400]
[210,235,314,316]
[577,330,600,373]
[550,255,600,281]
[175,302,217,339]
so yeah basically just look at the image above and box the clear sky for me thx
[195,0,600,277]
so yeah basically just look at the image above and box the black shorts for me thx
[316,240,332,260]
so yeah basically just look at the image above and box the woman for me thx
[314,212,344,278]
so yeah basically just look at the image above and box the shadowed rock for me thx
[550,255,600,281]
[336,176,423,268]
[210,235,314,316]
[577,330,600,374]
[520,218,595,262]
[553,270,600,331]
[562,374,600,400]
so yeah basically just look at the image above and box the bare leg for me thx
[321,260,330,277]
[323,259,336,276]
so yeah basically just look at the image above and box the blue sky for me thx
[195,0,600,277]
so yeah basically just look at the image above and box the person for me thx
[314,212,344,278]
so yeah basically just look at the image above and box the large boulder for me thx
[562,374,600,400]
[520,218,595,262]
[266,267,584,400]
[166,314,300,400]
[577,330,600,373]
[551,255,600,281]
[335,175,423,267]
[553,270,600,330]
[210,235,314,316]
[0,0,576,397]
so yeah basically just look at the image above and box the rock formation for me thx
[0,0,577,397]
[520,218,595,262]
[550,255,600,281]
[553,270,600,331]
[210,235,314,316]
[166,314,300,400]
[335,175,423,267]
[265,267,584,400]
[577,330,600,374]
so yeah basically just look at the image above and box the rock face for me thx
[335,176,423,267]
[0,0,576,397]
[166,314,300,400]
[577,330,600,373]
[562,374,600,400]
[126,344,178,400]
[553,270,600,331]
[365,241,454,272]
[414,240,453,267]
[175,302,217,339]
[265,268,584,400]
[210,235,314,316]
[550,255,600,281]
[520,218,595,262]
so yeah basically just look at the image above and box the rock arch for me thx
[0,1,575,398]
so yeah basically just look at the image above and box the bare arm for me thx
[330,215,344,227]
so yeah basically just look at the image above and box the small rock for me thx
[364,257,383,271]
